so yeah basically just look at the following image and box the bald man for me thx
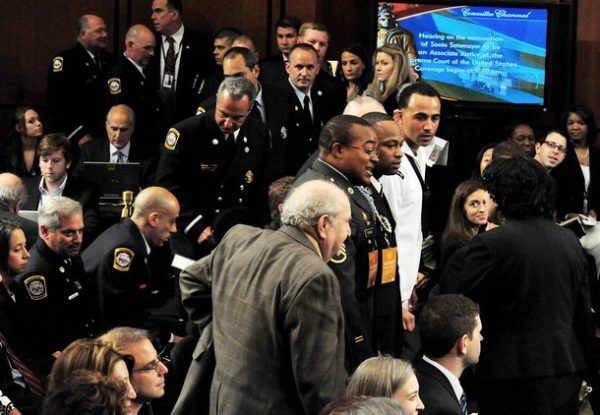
[106,24,166,156]
[82,186,179,330]
[0,173,39,249]
[48,14,116,147]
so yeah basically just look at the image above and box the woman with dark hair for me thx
[552,103,600,219]
[0,107,43,177]
[47,339,137,414]
[438,181,488,275]
[336,43,371,102]
[471,143,496,178]
[366,44,412,115]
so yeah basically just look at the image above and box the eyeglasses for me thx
[132,348,170,373]
[543,141,567,154]
[347,145,379,158]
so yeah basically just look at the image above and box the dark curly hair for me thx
[560,103,597,146]
[482,156,554,220]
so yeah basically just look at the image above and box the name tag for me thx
[199,164,218,171]
[381,247,397,284]
[68,292,80,301]
[163,73,174,89]
[364,227,376,238]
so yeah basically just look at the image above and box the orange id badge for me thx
[381,247,397,284]
[367,251,378,288]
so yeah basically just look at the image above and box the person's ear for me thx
[39,224,50,239]
[456,334,469,356]
[148,211,160,227]
[316,215,329,240]
[535,142,542,154]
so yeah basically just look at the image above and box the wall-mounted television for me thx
[376,0,576,113]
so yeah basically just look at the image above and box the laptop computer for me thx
[82,162,141,202]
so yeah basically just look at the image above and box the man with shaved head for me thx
[106,24,165,156]
[47,14,115,147]
[82,186,180,330]
[0,173,38,248]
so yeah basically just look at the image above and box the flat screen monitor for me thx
[377,2,553,108]
[82,162,141,201]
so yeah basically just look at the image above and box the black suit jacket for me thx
[440,218,591,381]
[22,174,101,246]
[148,27,215,124]
[259,54,288,84]
[416,359,463,415]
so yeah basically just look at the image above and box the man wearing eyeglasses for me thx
[101,327,169,415]
[534,130,568,171]
[293,114,385,371]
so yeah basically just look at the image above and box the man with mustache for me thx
[16,197,99,374]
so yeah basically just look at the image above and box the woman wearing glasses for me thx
[552,104,600,220]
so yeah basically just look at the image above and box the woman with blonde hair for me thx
[346,356,424,414]
[367,44,412,114]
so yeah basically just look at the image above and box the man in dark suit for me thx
[174,180,348,415]
[21,134,100,247]
[0,174,38,249]
[47,14,115,147]
[149,0,214,125]
[156,77,270,259]
[259,16,301,84]
[106,24,165,158]
[440,157,593,415]
[417,294,482,415]
[293,115,382,371]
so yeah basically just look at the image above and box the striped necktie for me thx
[459,391,467,415]
[0,331,44,397]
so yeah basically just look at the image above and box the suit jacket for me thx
[176,225,346,415]
[439,218,591,380]
[148,26,215,124]
[106,56,166,157]
[47,43,115,141]
[551,145,600,217]
[416,359,463,415]
[22,174,101,246]
[294,158,380,370]
[155,111,270,245]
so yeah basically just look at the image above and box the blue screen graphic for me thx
[377,4,548,105]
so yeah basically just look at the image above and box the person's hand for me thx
[408,287,419,312]
[51,350,61,359]
[402,307,415,331]
[589,209,597,220]
[197,226,215,246]
[9,408,22,415]
[77,133,94,148]
[172,334,185,344]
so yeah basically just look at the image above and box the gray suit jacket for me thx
[174,224,346,415]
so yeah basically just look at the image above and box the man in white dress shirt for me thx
[380,82,441,333]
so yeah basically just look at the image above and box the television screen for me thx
[377,3,549,106]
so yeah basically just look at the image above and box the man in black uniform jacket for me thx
[149,0,215,125]
[292,114,383,371]
[106,24,165,158]
[47,14,115,147]
[83,187,179,335]
[16,197,99,374]
[156,77,270,259]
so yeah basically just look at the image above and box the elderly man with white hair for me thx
[173,179,350,415]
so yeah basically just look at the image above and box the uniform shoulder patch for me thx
[23,275,48,300]
[164,128,180,150]
[113,247,135,272]
[52,57,64,72]
[108,77,122,95]
[330,243,347,264]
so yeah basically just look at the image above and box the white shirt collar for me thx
[38,173,68,208]
[422,355,464,403]
[370,176,382,193]
[109,141,131,161]
[162,24,184,46]
[288,79,312,106]
[139,229,152,255]
[124,53,145,77]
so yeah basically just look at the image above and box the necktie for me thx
[164,36,176,76]
[0,331,44,397]
[251,101,263,122]
[114,151,124,163]
[303,95,312,126]
[93,54,103,71]
[224,134,236,154]
[459,391,468,415]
